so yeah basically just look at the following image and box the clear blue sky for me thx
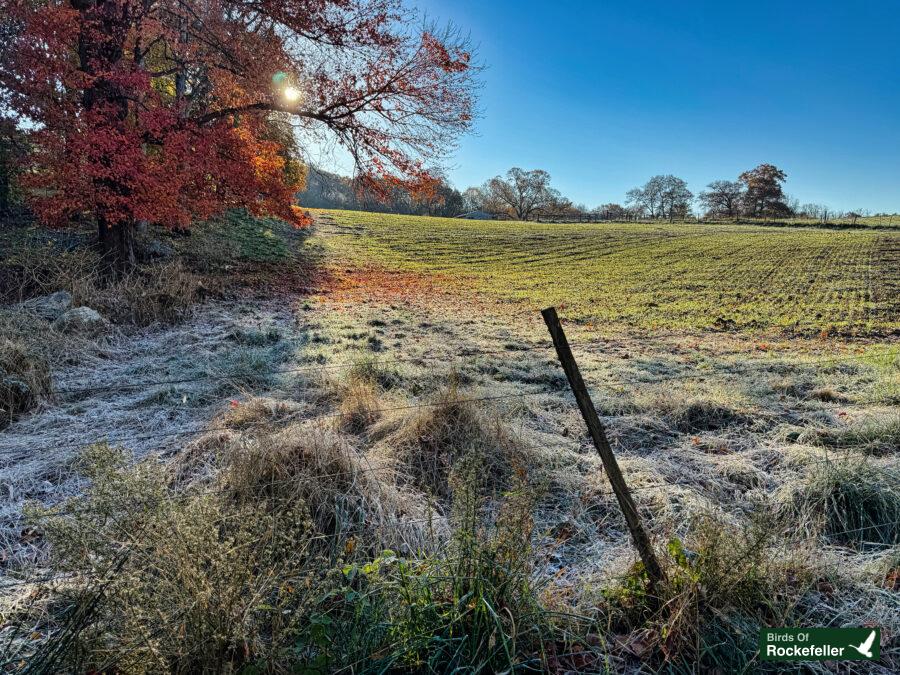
[418,0,900,212]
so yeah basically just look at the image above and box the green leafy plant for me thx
[601,514,811,671]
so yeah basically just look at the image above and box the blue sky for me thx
[416,0,900,212]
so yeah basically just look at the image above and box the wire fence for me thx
[17,343,898,458]
[49,339,898,399]
[8,335,900,473]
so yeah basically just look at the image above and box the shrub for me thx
[307,468,591,674]
[600,514,811,671]
[3,237,203,326]
[1,243,98,304]
[23,444,320,673]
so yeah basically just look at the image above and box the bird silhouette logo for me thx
[850,630,877,658]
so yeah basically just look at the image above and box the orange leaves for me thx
[290,206,313,228]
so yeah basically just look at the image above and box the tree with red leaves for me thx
[0,0,476,270]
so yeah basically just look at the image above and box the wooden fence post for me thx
[541,307,665,589]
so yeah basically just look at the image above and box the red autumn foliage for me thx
[0,0,476,265]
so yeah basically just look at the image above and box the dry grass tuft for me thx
[807,386,850,403]
[172,429,242,483]
[634,386,749,434]
[217,422,431,542]
[671,399,746,433]
[346,356,402,390]
[768,374,812,399]
[109,260,205,325]
[806,414,900,456]
[781,459,900,548]
[380,385,526,499]
[314,359,401,435]
[221,396,303,430]
[0,338,51,428]
[338,380,381,434]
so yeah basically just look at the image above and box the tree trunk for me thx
[79,0,134,277]
[97,217,135,276]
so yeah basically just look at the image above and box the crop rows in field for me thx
[315,210,900,336]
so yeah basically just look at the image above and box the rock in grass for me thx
[18,290,72,320]
[52,306,109,336]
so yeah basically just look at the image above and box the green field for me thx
[316,210,900,336]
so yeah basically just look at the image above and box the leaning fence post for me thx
[541,307,665,590]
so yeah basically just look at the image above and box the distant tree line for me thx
[7,149,884,226]
[6,153,884,226]
[298,168,464,218]
[296,162,887,224]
